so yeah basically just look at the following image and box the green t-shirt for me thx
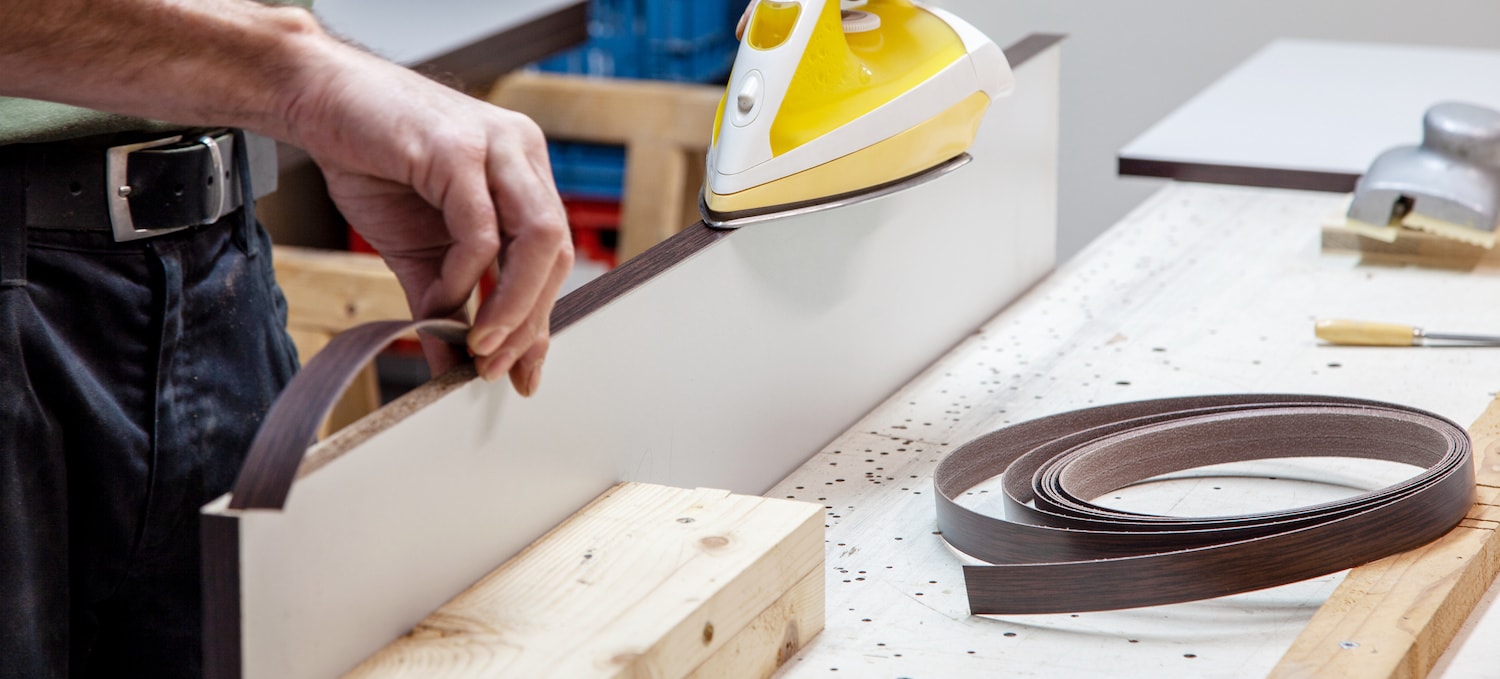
[0,0,314,145]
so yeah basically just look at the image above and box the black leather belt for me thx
[934,395,1475,615]
[8,129,278,241]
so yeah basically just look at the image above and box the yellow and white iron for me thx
[701,0,1013,227]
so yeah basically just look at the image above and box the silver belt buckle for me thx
[106,133,231,242]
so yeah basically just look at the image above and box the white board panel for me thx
[1120,39,1500,178]
[204,39,1062,679]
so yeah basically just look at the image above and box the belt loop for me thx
[232,129,260,258]
[0,146,27,287]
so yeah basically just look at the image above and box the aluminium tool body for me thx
[701,0,1013,227]
[1344,102,1500,248]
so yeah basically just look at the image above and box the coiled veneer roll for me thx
[933,395,1474,614]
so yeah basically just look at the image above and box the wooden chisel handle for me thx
[1315,319,1420,346]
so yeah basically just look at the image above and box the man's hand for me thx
[285,47,573,394]
[0,0,575,395]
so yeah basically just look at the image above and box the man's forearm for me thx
[0,0,332,142]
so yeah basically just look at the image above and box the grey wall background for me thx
[942,0,1500,261]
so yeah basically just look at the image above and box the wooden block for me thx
[1272,394,1500,678]
[1321,223,1499,271]
[272,245,412,333]
[487,71,722,149]
[487,72,723,262]
[686,568,823,679]
[345,483,824,679]
[621,142,689,261]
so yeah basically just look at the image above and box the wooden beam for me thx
[621,141,689,260]
[272,245,411,333]
[345,483,824,678]
[1322,223,1500,271]
[686,568,824,679]
[1272,395,1500,678]
[489,71,723,149]
[487,72,723,261]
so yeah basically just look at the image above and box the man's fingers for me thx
[468,132,571,360]
[470,225,571,375]
[474,298,553,391]
[508,333,550,396]
[419,329,467,378]
[425,167,501,322]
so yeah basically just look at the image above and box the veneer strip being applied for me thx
[933,395,1475,615]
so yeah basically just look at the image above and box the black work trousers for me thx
[0,160,299,677]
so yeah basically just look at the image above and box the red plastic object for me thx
[564,198,621,268]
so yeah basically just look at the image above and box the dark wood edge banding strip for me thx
[202,514,242,679]
[414,2,589,92]
[551,223,727,332]
[934,394,1474,615]
[228,319,469,509]
[1118,156,1361,193]
[1002,33,1067,68]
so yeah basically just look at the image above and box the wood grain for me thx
[935,396,1475,614]
[1272,395,1500,678]
[1117,156,1360,193]
[272,246,411,333]
[487,71,723,261]
[201,514,241,679]
[621,141,690,261]
[1322,223,1500,271]
[345,483,823,678]
[685,568,824,679]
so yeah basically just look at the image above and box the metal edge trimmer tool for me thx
[701,0,1014,229]
[1344,101,1500,248]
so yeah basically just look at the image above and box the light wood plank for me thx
[272,245,412,333]
[1273,398,1500,678]
[488,71,722,148]
[620,142,689,260]
[487,71,724,263]
[686,567,824,679]
[1321,223,1500,271]
[345,483,823,678]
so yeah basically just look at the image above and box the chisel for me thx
[1315,319,1500,346]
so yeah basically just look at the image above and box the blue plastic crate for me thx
[536,0,742,83]
[537,1,742,199]
[547,141,628,201]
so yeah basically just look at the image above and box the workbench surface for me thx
[768,182,1500,678]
